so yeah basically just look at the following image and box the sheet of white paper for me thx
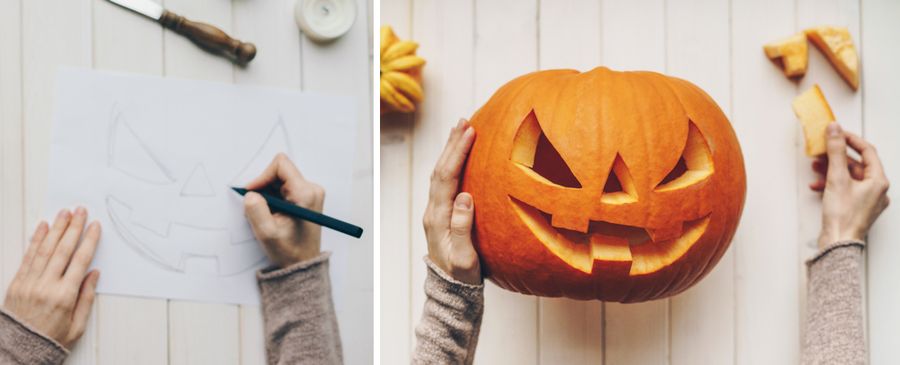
[46,68,359,305]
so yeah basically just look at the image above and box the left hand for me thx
[3,208,101,349]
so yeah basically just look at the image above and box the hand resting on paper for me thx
[2,208,101,350]
[243,153,325,269]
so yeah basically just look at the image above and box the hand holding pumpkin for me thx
[3,208,101,349]
[811,123,890,249]
[243,153,325,268]
[422,119,481,285]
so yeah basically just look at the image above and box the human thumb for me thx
[825,123,849,184]
[244,192,275,238]
[449,193,474,242]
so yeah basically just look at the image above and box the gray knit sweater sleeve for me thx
[0,309,68,364]
[257,252,343,365]
[803,240,867,365]
[413,258,485,365]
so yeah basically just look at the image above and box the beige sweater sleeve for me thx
[413,258,485,365]
[0,309,68,364]
[803,240,867,365]
[257,252,343,365]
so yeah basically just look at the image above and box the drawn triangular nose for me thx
[181,164,216,197]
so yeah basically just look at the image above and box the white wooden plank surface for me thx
[379,0,414,362]
[666,0,735,364]
[862,0,900,363]
[407,1,478,357]
[472,1,540,363]
[600,1,669,363]
[0,0,24,300]
[536,1,604,364]
[92,0,170,363]
[161,1,241,364]
[300,0,375,363]
[731,0,801,363]
[21,1,98,363]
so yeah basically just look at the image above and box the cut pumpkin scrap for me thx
[792,84,836,156]
[805,26,860,90]
[764,32,809,78]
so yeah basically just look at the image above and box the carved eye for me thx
[655,121,714,191]
[511,111,582,188]
[108,107,174,185]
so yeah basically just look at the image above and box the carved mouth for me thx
[509,196,710,275]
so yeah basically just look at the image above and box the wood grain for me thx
[862,0,900,363]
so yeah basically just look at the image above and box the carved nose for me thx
[551,212,590,233]
[181,164,216,197]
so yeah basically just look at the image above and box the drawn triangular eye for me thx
[511,111,582,188]
[108,107,174,185]
[655,121,714,191]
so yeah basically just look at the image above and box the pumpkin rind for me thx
[461,67,746,302]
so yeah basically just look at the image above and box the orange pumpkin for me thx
[461,67,746,302]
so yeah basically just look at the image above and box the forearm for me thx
[413,258,484,365]
[802,240,866,365]
[257,252,343,365]
[0,309,68,364]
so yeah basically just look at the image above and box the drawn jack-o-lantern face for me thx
[462,67,746,302]
[104,107,287,276]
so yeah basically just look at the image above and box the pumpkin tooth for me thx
[646,222,684,242]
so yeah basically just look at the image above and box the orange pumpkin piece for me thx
[792,84,836,156]
[462,67,747,302]
[805,26,860,90]
[764,33,809,78]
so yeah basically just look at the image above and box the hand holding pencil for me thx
[241,153,331,268]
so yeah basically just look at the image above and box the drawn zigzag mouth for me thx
[508,196,710,275]
[106,195,265,275]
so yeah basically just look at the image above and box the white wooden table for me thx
[0,0,373,363]
[380,0,899,363]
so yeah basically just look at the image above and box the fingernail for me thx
[828,123,841,136]
[75,206,86,216]
[464,126,474,138]
[457,118,466,128]
[455,193,473,209]
[58,209,70,219]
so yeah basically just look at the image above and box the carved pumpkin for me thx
[461,67,746,302]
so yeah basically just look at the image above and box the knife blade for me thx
[107,0,256,65]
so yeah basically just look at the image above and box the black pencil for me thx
[231,187,363,239]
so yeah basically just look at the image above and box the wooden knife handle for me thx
[159,10,256,65]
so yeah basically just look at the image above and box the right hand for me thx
[811,123,890,249]
[243,153,325,269]
[3,208,101,349]
[422,119,481,285]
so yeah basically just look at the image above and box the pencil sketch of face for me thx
[104,105,288,276]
